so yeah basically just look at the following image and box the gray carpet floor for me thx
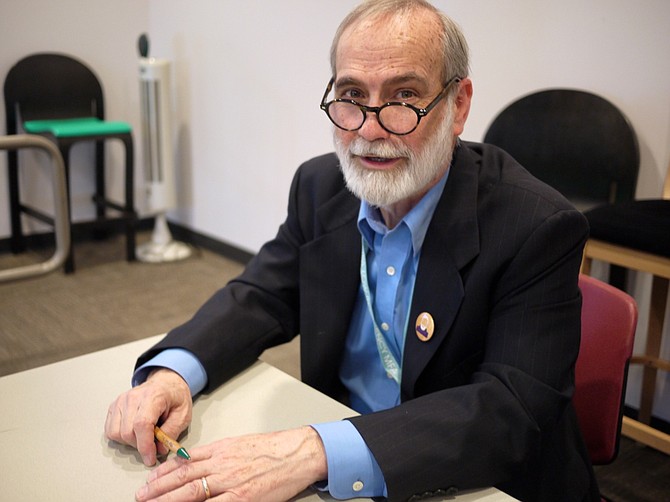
[0,232,668,501]
[0,232,299,378]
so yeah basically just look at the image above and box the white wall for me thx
[1,0,669,419]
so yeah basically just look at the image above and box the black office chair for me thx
[483,89,639,211]
[3,52,137,273]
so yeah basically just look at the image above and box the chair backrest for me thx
[484,89,639,210]
[4,53,105,134]
[574,274,637,464]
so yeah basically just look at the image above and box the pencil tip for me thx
[177,448,191,460]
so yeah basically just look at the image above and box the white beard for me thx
[334,105,456,208]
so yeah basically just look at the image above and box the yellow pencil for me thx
[154,426,191,460]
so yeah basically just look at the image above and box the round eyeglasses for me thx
[319,76,461,136]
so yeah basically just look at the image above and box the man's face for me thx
[332,10,467,208]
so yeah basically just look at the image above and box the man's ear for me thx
[452,77,473,137]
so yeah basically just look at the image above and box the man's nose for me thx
[357,109,391,142]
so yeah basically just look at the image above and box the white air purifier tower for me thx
[136,35,191,263]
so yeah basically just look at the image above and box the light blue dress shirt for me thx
[134,170,449,500]
[311,171,448,498]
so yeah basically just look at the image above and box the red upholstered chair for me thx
[574,274,638,466]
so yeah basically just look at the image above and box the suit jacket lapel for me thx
[401,146,481,399]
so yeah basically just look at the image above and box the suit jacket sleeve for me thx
[135,158,313,389]
[135,152,359,394]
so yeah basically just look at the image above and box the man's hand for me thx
[105,368,193,466]
[134,426,328,502]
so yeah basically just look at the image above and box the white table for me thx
[0,336,515,501]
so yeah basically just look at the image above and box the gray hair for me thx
[329,0,470,85]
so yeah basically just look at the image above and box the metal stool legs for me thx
[0,134,70,282]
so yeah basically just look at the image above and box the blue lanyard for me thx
[359,238,416,385]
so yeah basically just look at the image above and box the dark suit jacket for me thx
[138,142,599,502]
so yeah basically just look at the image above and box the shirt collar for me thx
[357,168,450,256]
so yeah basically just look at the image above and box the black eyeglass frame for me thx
[319,76,462,136]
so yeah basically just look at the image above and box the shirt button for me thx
[352,480,364,492]
[386,266,395,276]
[380,322,390,331]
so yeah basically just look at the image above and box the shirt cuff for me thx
[311,420,387,499]
[132,348,208,397]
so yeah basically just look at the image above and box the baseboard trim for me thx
[0,217,255,265]
[167,221,254,265]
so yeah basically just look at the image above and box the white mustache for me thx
[348,138,411,159]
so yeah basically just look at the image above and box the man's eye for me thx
[397,90,417,101]
[342,89,364,100]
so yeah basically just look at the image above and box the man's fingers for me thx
[134,416,158,466]
[104,391,159,466]
[104,403,119,441]
[105,369,193,467]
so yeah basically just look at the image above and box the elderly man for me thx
[105,1,599,501]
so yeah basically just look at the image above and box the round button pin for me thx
[415,312,435,342]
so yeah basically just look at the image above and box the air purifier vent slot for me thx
[141,79,163,183]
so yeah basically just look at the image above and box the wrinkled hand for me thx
[105,368,192,466]
[135,426,328,502]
